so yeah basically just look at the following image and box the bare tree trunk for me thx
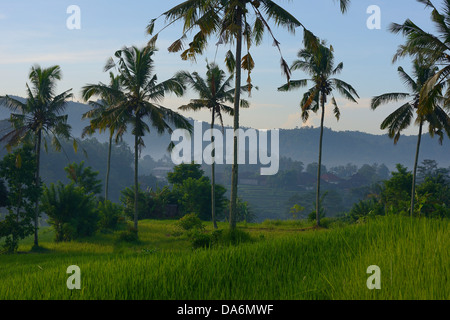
[411,120,423,217]
[34,130,42,247]
[134,133,139,233]
[316,97,325,227]
[211,112,218,229]
[230,6,243,231]
[105,132,113,201]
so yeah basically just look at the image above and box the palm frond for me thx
[371,92,411,110]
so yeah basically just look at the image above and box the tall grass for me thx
[0,216,448,300]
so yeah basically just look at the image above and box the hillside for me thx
[1,98,449,170]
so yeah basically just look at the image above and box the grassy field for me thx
[237,185,298,221]
[0,216,448,300]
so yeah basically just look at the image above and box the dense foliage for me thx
[0,146,40,252]
[347,161,450,222]
[40,182,98,242]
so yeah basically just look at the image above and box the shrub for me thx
[97,200,126,232]
[189,230,213,249]
[177,213,205,231]
[41,182,98,242]
[219,228,253,246]
[347,198,384,223]
[120,186,147,221]
[188,229,225,249]
[117,226,139,243]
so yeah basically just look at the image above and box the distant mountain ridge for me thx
[1,98,449,169]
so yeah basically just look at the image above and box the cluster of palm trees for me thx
[1,0,449,249]
[149,0,351,228]
[0,0,352,247]
[373,0,450,217]
[81,46,192,234]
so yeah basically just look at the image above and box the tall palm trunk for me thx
[134,133,139,233]
[230,7,243,230]
[411,119,423,217]
[34,129,42,247]
[14,188,22,248]
[316,96,326,227]
[211,111,218,229]
[105,132,113,201]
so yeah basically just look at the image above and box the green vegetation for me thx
[0,65,76,248]
[40,182,98,242]
[0,215,448,300]
[0,145,40,253]
[177,62,243,228]
[1,0,450,302]
[371,56,450,217]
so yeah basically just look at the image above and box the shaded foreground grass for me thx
[0,216,448,300]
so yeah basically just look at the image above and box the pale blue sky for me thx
[0,0,437,135]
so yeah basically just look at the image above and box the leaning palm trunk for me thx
[316,97,326,227]
[34,129,42,247]
[411,120,423,217]
[230,9,243,231]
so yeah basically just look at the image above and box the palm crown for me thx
[371,57,450,144]
[0,65,73,151]
[177,62,251,127]
[81,72,125,140]
[390,0,450,106]
[279,41,359,122]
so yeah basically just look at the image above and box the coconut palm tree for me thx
[278,41,359,227]
[390,0,450,108]
[176,62,250,229]
[371,57,450,216]
[83,46,192,234]
[0,65,73,247]
[148,0,351,230]
[81,72,126,201]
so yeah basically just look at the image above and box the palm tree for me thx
[0,65,73,247]
[278,41,359,227]
[176,62,250,229]
[390,0,450,108]
[83,46,192,234]
[371,57,450,216]
[81,72,125,201]
[148,0,351,230]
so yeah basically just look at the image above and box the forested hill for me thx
[1,98,449,170]
[279,127,450,170]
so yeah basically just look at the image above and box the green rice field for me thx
[0,215,448,300]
